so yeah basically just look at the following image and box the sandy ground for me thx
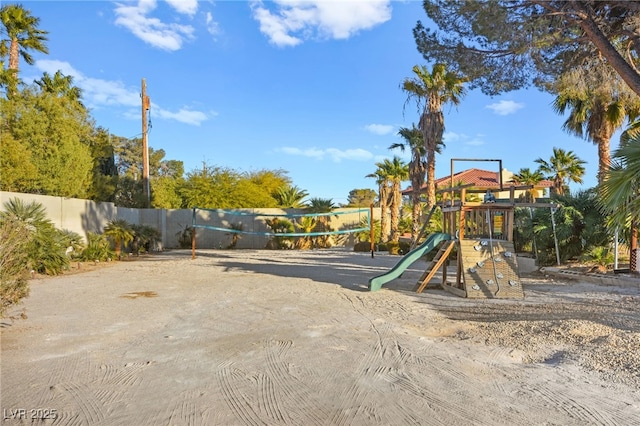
[1,248,639,425]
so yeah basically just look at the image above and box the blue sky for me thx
[20,0,614,205]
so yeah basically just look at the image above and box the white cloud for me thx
[166,0,198,16]
[444,131,485,146]
[205,12,221,37]
[279,146,373,162]
[34,59,210,126]
[251,0,392,47]
[485,100,524,116]
[114,0,195,51]
[365,123,394,135]
[155,107,209,126]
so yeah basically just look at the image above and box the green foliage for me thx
[175,225,194,249]
[294,216,316,249]
[414,1,640,97]
[598,134,640,242]
[0,198,71,275]
[526,190,608,265]
[265,218,295,249]
[356,217,380,243]
[181,164,292,208]
[131,224,161,254]
[274,185,308,208]
[580,246,614,273]
[2,86,94,198]
[80,232,114,262]
[226,222,244,249]
[0,217,30,317]
[345,189,376,207]
[103,219,134,259]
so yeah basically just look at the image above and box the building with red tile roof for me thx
[402,168,553,201]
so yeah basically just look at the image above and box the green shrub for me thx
[176,224,194,249]
[0,198,70,275]
[80,232,114,262]
[0,218,31,317]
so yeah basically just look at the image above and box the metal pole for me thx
[614,228,619,270]
[550,206,560,266]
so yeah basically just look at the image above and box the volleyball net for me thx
[190,207,371,250]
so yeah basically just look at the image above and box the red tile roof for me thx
[402,168,553,195]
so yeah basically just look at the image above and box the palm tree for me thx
[366,166,391,243]
[553,65,640,184]
[598,134,640,274]
[35,70,83,103]
[103,219,134,260]
[402,63,466,208]
[307,198,336,248]
[390,125,427,241]
[511,168,544,203]
[535,147,586,196]
[274,185,308,208]
[0,4,48,79]
[381,157,409,243]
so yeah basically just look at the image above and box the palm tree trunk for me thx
[390,182,401,242]
[420,111,444,208]
[595,135,611,185]
[379,184,390,243]
[631,222,638,274]
[9,38,20,71]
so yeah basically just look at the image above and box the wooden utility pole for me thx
[141,78,151,207]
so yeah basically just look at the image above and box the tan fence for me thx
[0,192,378,250]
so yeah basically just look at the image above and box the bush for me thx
[80,232,114,262]
[176,225,194,249]
[132,224,161,254]
[354,241,373,252]
[0,219,31,317]
[0,198,71,275]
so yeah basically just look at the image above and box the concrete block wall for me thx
[0,192,376,250]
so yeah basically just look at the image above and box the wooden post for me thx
[370,203,375,258]
[141,78,151,208]
[191,227,196,260]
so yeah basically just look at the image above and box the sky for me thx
[17,0,619,205]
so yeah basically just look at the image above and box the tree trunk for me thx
[631,222,638,274]
[420,111,444,209]
[390,182,401,243]
[595,135,612,185]
[9,38,20,71]
[570,1,640,98]
[379,184,390,243]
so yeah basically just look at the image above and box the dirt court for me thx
[1,248,639,425]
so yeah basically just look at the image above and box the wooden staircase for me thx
[413,240,456,293]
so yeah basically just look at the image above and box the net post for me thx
[191,207,196,259]
[370,203,374,258]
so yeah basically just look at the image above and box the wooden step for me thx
[414,240,456,293]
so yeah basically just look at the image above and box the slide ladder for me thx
[413,240,456,293]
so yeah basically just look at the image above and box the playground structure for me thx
[369,159,556,298]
